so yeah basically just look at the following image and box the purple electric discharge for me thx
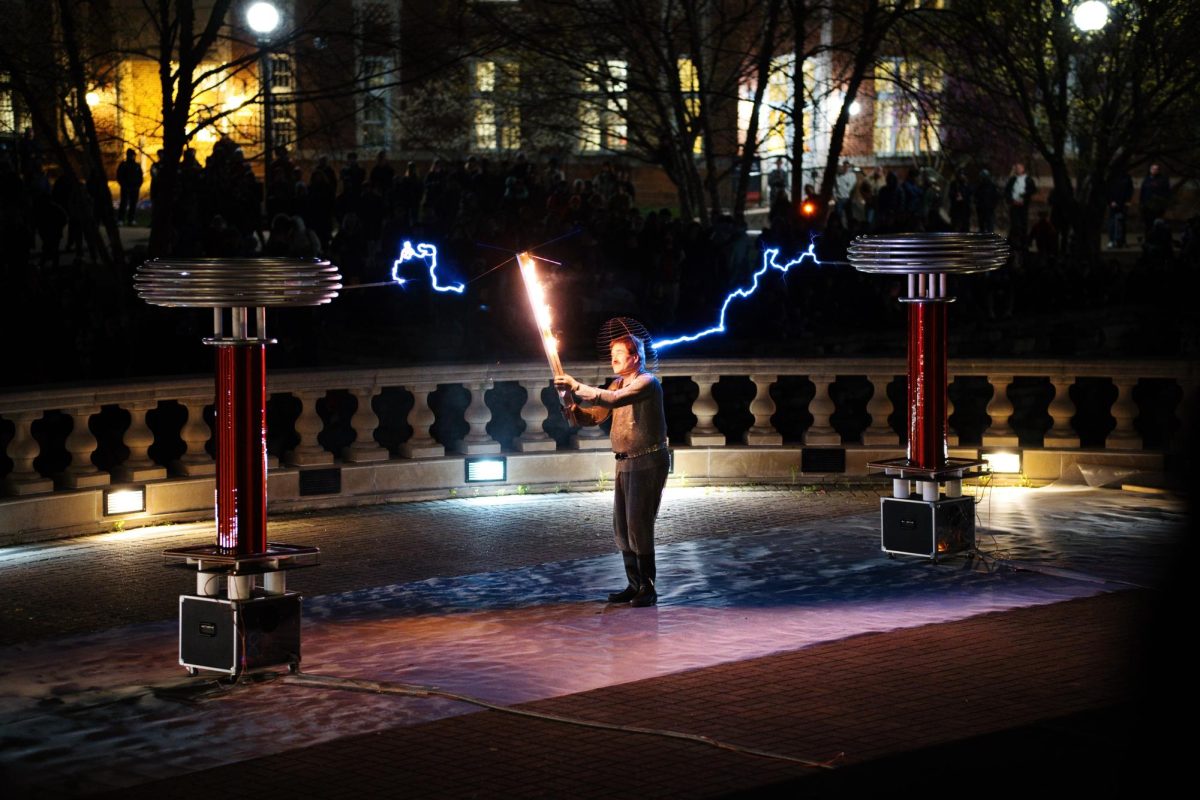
[391,241,465,294]
[653,244,820,350]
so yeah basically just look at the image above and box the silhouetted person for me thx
[115,149,143,225]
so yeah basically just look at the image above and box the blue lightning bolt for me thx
[391,241,465,293]
[653,243,820,350]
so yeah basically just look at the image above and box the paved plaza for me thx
[0,483,1189,797]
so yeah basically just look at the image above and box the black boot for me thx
[631,553,657,607]
[607,552,640,603]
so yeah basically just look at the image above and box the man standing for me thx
[1106,171,1134,248]
[833,161,859,228]
[974,168,998,234]
[1139,163,1170,234]
[115,148,143,225]
[767,158,788,207]
[1005,162,1037,250]
[556,320,669,608]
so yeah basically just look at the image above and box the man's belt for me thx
[614,443,668,461]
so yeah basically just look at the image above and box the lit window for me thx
[360,56,394,148]
[873,59,941,156]
[740,55,814,160]
[0,72,16,133]
[579,59,627,153]
[474,60,520,151]
[678,58,703,154]
[267,53,298,148]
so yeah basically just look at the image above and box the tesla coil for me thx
[847,234,1009,561]
[136,258,341,675]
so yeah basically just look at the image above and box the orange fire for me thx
[516,252,564,378]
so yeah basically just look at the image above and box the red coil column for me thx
[215,340,268,554]
[907,290,948,472]
[849,234,1009,561]
[136,258,341,676]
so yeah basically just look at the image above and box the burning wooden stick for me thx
[516,251,568,405]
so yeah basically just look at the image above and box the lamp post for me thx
[246,2,281,203]
[1073,1,1110,32]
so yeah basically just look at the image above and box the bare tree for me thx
[474,0,788,222]
[924,0,1200,258]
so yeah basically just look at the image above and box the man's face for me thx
[1014,163,1026,176]
[1150,164,1161,176]
[611,342,639,376]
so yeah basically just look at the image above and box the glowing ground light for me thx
[391,241,465,293]
[653,244,820,350]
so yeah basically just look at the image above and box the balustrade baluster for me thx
[862,374,898,446]
[515,380,556,452]
[455,380,501,455]
[61,406,110,488]
[286,391,333,466]
[114,403,167,482]
[572,370,610,450]
[176,399,215,476]
[400,384,444,458]
[804,374,840,446]
[2,412,53,495]
[1044,377,1079,448]
[687,374,724,446]
[343,387,390,462]
[1106,377,1142,450]
[747,374,782,446]
[982,375,1018,446]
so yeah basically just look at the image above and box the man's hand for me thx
[554,374,580,393]
[561,401,582,427]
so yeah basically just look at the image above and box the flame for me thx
[516,252,564,377]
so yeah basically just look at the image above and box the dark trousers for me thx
[613,462,669,556]
[118,187,139,223]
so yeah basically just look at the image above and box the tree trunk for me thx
[56,0,124,270]
[732,0,783,220]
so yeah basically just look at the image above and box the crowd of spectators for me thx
[0,133,1194,385]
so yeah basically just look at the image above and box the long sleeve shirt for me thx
[574,372,668,466]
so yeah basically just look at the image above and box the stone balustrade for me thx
[1,358,1193,542]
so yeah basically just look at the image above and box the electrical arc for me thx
[391,241,465,293]
[652,244,820,350]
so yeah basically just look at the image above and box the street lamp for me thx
[1073,1,1110,32]
[247,2,281,201]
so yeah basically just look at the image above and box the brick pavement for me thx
[0,487,881,645]
[106,590,1151,799]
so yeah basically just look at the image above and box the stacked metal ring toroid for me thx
[847,233,1009,275]
[136,258,343,307]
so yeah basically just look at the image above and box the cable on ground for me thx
[281,670,840,770]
